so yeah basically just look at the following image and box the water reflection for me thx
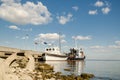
[67,60,85,75]
[45,60,85,75]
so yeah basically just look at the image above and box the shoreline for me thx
[0,46,94,80]
[0,54,94,80]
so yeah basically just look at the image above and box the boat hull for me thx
[67,56,85,60]
[41,53,67,61]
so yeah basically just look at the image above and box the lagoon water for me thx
[45,60,120,80]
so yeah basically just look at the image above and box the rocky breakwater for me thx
[0,52,94,80]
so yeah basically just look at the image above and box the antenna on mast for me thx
[59,32,61,53]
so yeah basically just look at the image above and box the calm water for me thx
[45,60,120,80]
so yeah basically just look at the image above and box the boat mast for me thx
[59,32,61,53]
[74,38,78,49]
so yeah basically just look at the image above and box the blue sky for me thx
[0,0,120,60]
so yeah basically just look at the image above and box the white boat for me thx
[67,48,85,60]
[41,47,67,61]
[67,37,86,60]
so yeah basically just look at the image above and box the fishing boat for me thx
[67,48,85,60]
[67,36,86,60]
[40,33,68,61]
[41,47,67,61]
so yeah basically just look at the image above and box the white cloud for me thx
[39,33,59,40]
[89,1,111,15]
[89,45,110,53]
[88,10,97,15]
[90,45,104,49]
[72,6,79,11]
[91,48,107,53]
[34,33,66,45]
[1,0,16,4]
[38,33,65,40]
[94,0,104,7]
[0,0,52,25]
[102,7,111,14]
[89,40,120,54]
[72,35,91,40]
[61,39,67,43]
[108,40,120,49]
[57,13,73,25]
[115,41,120,45]
[108,45,120,49]
[9,25,20,30]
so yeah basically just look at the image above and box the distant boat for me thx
[67,48,85,60]
[40,47,67,61]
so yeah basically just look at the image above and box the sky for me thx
[0,0,120,60]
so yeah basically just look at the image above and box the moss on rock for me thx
[80,73,94,79]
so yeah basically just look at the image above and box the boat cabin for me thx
[45,47,61,54]
[67,48,85,60]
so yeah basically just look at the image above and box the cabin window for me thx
[53,48,55,51]
[49,48,51,51]
[46,49,48,51]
